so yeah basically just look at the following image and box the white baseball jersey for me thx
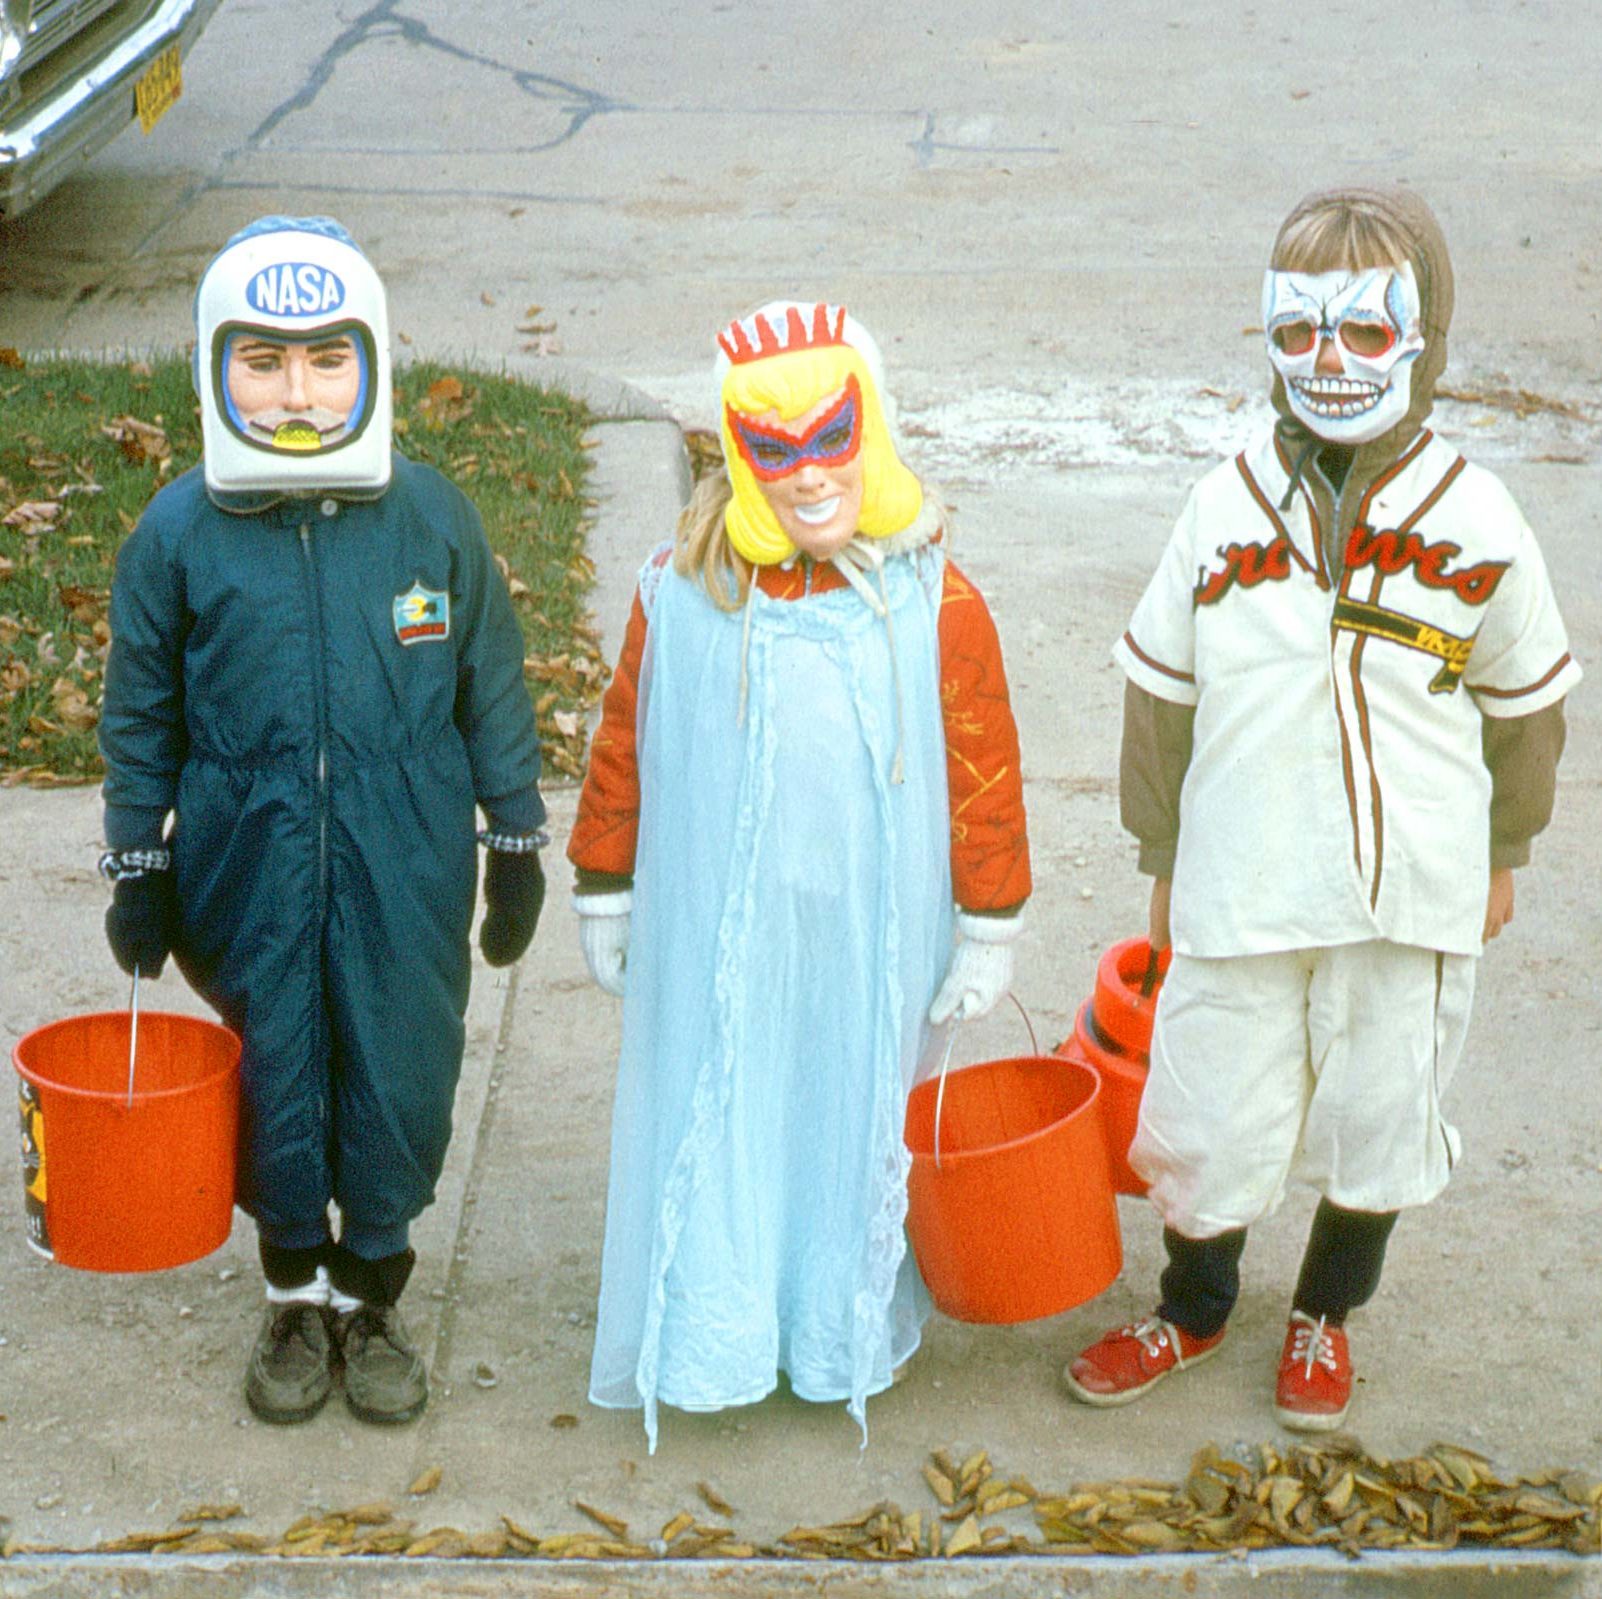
[1114,427,1581,959]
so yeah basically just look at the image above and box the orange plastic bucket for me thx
[14,1009,241,1272]
[1060,1001,1150,1197]
[904,1053,1122,1324]
[1091,936,1171,1058]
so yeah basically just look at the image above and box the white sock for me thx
[265,1264,330,1306]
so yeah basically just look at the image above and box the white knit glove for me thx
[928,910,1023,1025]
[573,891,632,997]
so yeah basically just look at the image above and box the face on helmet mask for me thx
[222,328,371,453]
[1262,263,1424,444]
[195,219,392,495]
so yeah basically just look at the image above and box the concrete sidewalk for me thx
[1,367,1598,1595]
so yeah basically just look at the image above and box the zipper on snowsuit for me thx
[297,521,332,906]
[297,519,334,1141]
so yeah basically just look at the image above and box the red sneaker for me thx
[1062,1315,1226,1407]
[1274,1310,1352,1431]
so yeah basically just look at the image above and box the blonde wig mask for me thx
[715,302,922,566]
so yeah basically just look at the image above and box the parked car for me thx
[0,0,223,219]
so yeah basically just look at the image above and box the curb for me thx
[0,1550,1594,1598]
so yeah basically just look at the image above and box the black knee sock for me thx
[1292,1199,1398,1325]
[326,1243,416,1308]
[1157,1226,1248,1339]
[259,1237,332,1292]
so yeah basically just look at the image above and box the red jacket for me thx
[570,546,1031,913]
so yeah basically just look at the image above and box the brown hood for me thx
[1267,185,1455,463]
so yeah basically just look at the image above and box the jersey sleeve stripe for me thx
[1121,631,1195,684]
[1469,652,1574,699]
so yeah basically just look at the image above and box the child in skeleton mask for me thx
[569,301,1031,1448]
[99,216,547,1426]
[1065,187,1578,1430]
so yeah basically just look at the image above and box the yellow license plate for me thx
[135,45,183,134]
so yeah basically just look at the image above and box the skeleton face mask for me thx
[1262,264,1424,444]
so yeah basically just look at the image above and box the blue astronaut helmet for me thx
[193,216,392,495]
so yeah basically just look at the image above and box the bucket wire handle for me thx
[931,991,1039,1172]
[930,1024,959,1172]
[126,965,140,1109]
[1005,989,1039,1056]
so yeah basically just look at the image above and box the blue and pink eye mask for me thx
[726,376,863,481]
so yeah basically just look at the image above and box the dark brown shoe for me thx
[336,1304,428,1425]
[244,1303,335,1424]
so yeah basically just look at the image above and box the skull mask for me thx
[1261,263,1424,445]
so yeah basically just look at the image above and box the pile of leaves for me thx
[0,351,602,785]
[4,1440,1596,1563]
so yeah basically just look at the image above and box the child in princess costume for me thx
[568,301,1031,1447]
[1065,186,1578,1430]
[98,217,547,1426]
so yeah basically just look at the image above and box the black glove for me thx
[480,848,545,967]
[104,868,177,978]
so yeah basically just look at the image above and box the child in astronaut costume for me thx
[99,217,547,1426]
[1065,187,1578,1430]
[569,302,1031,1447]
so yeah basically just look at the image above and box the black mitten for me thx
[480,848,545,967]
[104,865,177,977]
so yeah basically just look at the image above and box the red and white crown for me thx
[712,299,891,412]
[716,302,848,365]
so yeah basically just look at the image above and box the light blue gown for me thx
[588,543,954,1449]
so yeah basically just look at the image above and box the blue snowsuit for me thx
[99,455,543,1252]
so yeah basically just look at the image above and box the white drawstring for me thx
[829,541,888,616]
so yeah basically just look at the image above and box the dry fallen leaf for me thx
[175,1503,243,1524]
[944,1514,982,1556]
[696,1481,735,1517]
[101,415,171,469]
[50,678,98,732]
[574,1501,628,1539]
[408,1466,443,1496]
[2,501,61,532]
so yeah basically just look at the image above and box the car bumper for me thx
[0,0,224,218]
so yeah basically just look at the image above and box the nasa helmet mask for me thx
[194,218,392,495]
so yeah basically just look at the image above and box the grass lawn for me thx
[0,352,603,785]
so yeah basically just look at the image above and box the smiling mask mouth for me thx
[793,496,842,525]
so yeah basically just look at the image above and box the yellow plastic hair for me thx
[719,342,922,565]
